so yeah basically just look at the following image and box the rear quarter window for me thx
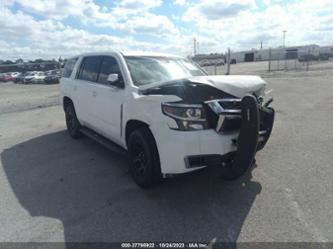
[62,57,78,78]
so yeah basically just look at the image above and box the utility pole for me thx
[283,30,287,48]
[197,41,199,55]
[226,48,231,75]
[193,38,197,56]
[268,48,272,72]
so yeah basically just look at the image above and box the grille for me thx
[221,117,241,132]
[204,98,242,132]
[219,99,242,132]
[219,100,241,110]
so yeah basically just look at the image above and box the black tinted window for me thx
[62,57,78,78]
[78,56,102,82]
[98,56,122,84]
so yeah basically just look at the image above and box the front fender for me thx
[123,93,181,127]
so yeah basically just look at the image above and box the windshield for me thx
[125,56,205,86]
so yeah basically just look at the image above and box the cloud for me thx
[181,0,333,51]
[0,6,183,60]
[11,0,91,20]
[173,0,187,6]
[1,0,333,60]
[119,0,162,9]
[183,0,255,21]
[0,8,63,37]
[198,2,252,19]
[119,12,179,35]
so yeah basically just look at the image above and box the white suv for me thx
[60,51,275,187]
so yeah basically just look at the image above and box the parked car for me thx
[1,72,16,82]
[0,73,6,82]
[216,61,225,66]
[44,69,61,84]
[23,71,46,84]
[22,72,36,84]
[10,72,21,82]
[60,52,275,188]
[14,72,25,83]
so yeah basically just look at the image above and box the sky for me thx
[0,0,332,60]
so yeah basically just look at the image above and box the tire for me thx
[127,127,162,188]
[64,102,83,139]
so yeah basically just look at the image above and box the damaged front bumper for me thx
[204,95,275,151]
[184,95,274,179]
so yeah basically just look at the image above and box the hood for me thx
[139,75,266,98]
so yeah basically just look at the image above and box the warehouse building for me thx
[230,44,322,63]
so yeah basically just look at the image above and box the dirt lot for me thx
[1,67,333,243]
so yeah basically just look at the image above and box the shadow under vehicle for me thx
[1,130,261,245]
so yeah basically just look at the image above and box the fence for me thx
[200,48,333,76]
[268,49,333,72]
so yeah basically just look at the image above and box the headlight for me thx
[161,103,209,131]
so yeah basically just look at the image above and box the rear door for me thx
[73,56,103,128]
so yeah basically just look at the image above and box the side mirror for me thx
[107,73,119,83]
[106,73,124,88]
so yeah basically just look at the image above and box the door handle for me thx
[92,91,98,97]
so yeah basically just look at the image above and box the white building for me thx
[230,44,322,63]
[319,45,333,54]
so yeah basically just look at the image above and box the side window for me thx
[62,57,78,78]
[77,56,102,82]
[97,56,123,84]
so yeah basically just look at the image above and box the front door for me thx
[92,56,127,145]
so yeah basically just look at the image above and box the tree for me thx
[2,60,15,65]
[16,58,24,64]
[33,59,44,63]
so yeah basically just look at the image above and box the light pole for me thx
[193,38,197,56]
[283,30,287,48]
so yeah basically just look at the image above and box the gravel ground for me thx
[0,69,332,244]
[0,83,60,114]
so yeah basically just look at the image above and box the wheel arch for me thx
[125,119,150,145]
[63,96,73,110]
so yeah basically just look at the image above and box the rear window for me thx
[77,56,103,82]
[62,57,78,78]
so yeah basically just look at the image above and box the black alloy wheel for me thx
[128,128,161,188]
[65,103,83,139]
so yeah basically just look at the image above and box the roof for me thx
[71,51,184,59]
[121,51,183,58]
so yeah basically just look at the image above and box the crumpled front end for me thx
[204,95,274,150]
[140,75,275,177]
[201,94,275,179]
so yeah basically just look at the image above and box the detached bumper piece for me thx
[203,94,275,179]
[257,106,275,150]
[219,95,259,179]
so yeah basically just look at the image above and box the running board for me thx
[80,127,127,155]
